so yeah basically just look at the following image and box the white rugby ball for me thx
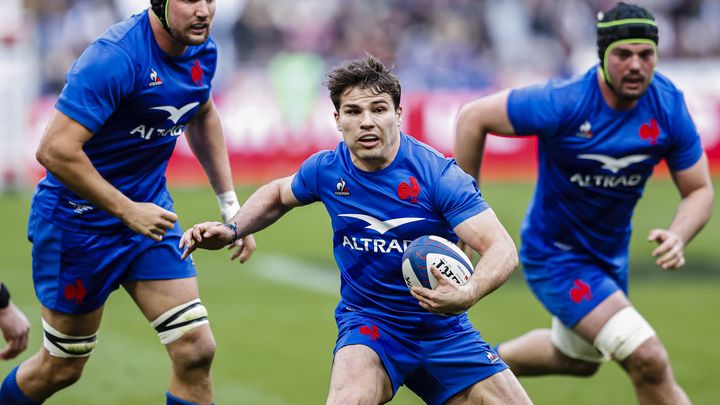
[401,235,473,290]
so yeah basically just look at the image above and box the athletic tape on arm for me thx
[217,191,240,223]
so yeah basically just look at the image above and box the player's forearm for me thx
[669,185,713,245]
[36,146,133,218]
[185,108,234,195]
[230,179,295,238]
[467,241,519,304]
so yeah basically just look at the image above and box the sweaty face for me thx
[606,43,656,101]
[335,87,402,172]
[167,0,215,46]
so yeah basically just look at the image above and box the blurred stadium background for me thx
[1,0,718,404]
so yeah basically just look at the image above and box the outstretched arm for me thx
[185,98,256,261]
[180,175,303,259]
[36,110,177,241]
[649,154,713,269]
[411,208,518,314]
[453,89,516,183]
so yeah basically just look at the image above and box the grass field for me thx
[0,178,718,404]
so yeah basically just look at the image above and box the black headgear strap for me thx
[150,0,172,34]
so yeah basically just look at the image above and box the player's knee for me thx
[169,327,216,372]
[42,359,86,389]
[624,338,671,385]
[558,354,601,377]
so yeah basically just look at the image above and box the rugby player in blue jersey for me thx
[454,3,713,405]
[180,56,532,404]
[0,1,256,404]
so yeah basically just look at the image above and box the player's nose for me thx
[194,1,211,18]
[359,111,375,128]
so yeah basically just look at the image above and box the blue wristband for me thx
[224,222,239,242]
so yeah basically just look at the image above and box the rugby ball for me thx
[401,235,473,290]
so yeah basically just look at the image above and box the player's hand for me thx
[228,234,257,263]
[648,228,686,270]
[0,303,31,360]
[179,221,233,259]
[121,202,177,241]
[410,266,477,314]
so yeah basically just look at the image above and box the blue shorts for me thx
[523,255,626,327]
[334,309,507,405]
[28,209,196,314]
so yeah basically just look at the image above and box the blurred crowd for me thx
[10,0,720,94]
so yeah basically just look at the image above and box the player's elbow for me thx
[35,141,57,170]
[456,102,483,138]
[36,139,74,173]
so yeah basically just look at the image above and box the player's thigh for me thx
[29,211,141,313]
[524,259,623,328]
[404,319,508,405]
[446,369,532,405]
[41,305,104,336]
[122,221,199,321]
[329,345,393,403]
[123,220,196,293]
[572,290,630,341]
[123,277,201,321]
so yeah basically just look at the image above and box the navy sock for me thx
[0,365,40,404]
[166,391,214,405]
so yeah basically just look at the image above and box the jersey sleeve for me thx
[55,40,136,133]
[665,93,704,171]
[291,151,324,204]
[507,80,565,136]
[433,162,489,228]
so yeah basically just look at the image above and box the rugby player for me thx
[0,1,255,404]
[454,3,713,404]
[181,56,532,405]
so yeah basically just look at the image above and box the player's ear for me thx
[396,106,403,127]
[334,111,341,132]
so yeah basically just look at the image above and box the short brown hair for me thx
[326,55,401,112]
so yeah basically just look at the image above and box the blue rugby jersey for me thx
[291,133,489,331]
[32,10,216,232]
[507,66,703,275]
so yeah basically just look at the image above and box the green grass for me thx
[0,179,718,404]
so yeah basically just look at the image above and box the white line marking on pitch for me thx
[248,254,339,296]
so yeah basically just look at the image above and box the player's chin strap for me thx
[42,318,98,358]
[152,299,209,345]
[150,0,172,34]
